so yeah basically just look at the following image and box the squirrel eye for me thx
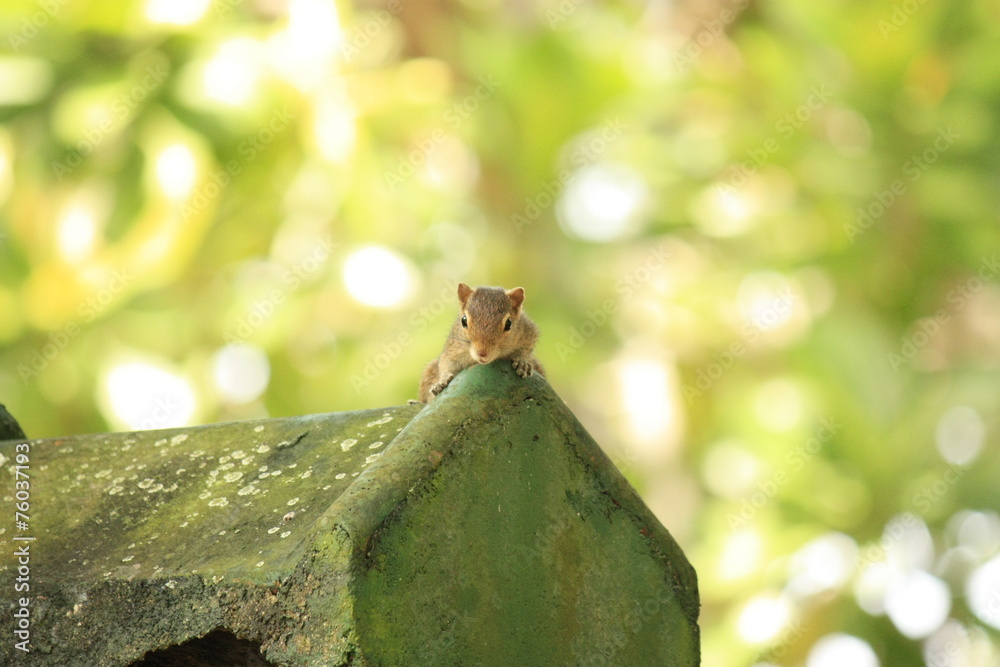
[504,318,512,332]
[461,315,468,328]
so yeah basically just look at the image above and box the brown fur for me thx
[418,283,544,402]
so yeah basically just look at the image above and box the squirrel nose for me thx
[474,348,489,361]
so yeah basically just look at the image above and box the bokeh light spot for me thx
[145,0,210,26]
[212,344,271,405]
[558,164,648,242]
[935,405,984,465]
[737,594,791,643]
[57,203,97,263]
[885,570,951,638]
[787,532,857,598]
[343,246,415,308]
[720,529,763,581]
[104,362,197,431]
[203,39,262,106]
[807,633,879,667]
[967,554,1000,630]
[156,144,198,201]
[616,356,680,453]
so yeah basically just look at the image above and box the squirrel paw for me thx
[430,373,455,396]
[512,359,534,378]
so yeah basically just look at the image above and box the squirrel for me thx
[417,283,544,403]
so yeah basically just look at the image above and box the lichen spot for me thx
[255,444,270,454]
[280,531,291,538]
[340,438,357,452]
[138,478,156,489]
[256,561,265,568]
[254,425,265,433]
[369,441,384,449]
[208,497,229,508]
[268,526,280,534]
[287,497,299,506]
[238,484,258,496]
[367,414,393,427]
[365,453,382,465]
[335,473,346,480]
[224,471,244,483]
[170,434,188,446]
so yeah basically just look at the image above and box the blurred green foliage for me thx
[1,0,999,665]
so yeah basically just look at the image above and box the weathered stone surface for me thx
[0,362,699,665]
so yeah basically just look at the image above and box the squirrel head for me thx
[457,282,525,364]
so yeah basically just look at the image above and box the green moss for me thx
[353,364,699,665]
[0,363,697,666]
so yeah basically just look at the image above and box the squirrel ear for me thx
[458,282,473,306]
[506,287,525,313]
